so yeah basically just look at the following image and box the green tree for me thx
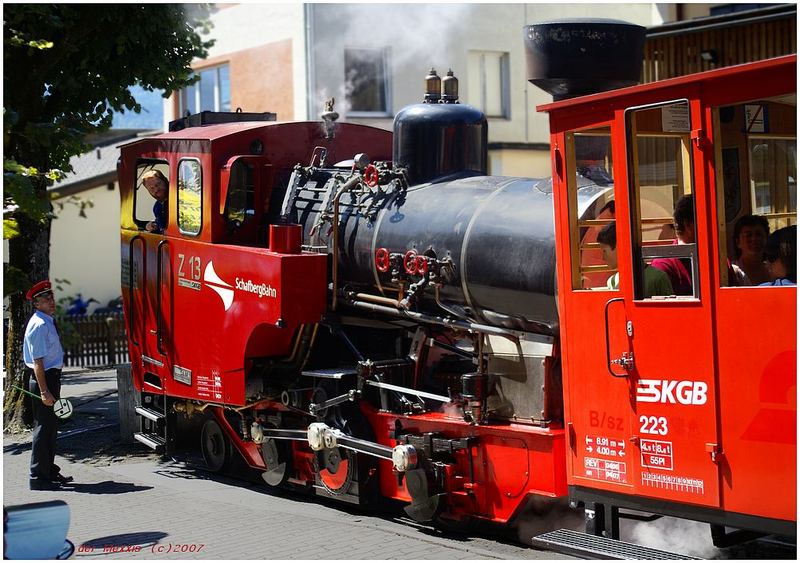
[3,5,213,429]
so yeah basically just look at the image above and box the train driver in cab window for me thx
[730,214,771,286]
[597,223,674,297]
[651,194,694,295]
[141,169,168,233]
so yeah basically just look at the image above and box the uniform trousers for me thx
[28,368,63,481]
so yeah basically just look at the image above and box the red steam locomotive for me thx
[118,20,796,556]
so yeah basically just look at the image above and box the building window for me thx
[345,48,389,115]
[467,51,510,118]
[180,64,230,115]
[178,159,202,235]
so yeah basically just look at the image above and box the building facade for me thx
[166,3,665,178]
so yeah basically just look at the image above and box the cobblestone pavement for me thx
[3,368,572,560]
[7,368,791,560]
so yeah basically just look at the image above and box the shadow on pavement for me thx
[62,480,153,495]
[3,442,30,455]
[61,373,118,385]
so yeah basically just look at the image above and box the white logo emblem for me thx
[636,379,708,405]
[53,398,74,419]
[204,261,234,311]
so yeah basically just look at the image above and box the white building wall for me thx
[49,185,122,309]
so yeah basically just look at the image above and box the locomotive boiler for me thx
[118,18,796,557]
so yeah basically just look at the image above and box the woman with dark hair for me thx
[730,214,771,285]
[760,225,797,286]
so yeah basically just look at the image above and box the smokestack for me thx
[524,18,646,101]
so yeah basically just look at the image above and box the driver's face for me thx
[144,177,167,201]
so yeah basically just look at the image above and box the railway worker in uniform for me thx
[142,169,168,233]
[23,280,73,490]
[651,194,694,295]
[596,223,673,297]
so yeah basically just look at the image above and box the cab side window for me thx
[178,159,202,235]
[224,159,255,228]
[135,161,169,232]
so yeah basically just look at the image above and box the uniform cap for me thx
[26,280,53,301]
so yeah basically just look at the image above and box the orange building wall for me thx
[189,39,295,122]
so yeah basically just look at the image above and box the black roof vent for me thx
[524,19,646,101]
[168,110,277,132]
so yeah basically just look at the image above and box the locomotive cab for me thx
[117,118,392,406]
[539,55,796,538]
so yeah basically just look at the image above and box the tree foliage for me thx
[3,5,213,429]
[4,4,213,245]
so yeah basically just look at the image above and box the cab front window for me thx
[178,159,202,236]
[135,160,169,232]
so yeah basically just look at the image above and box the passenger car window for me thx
[565,126,616,290]
[714,95,796,286]
[626,101,697,299]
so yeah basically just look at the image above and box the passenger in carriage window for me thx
[760,225,797,286]
[141,169,168,233]
[597,223,673,297]
[651,194,694,295]
[730,214,771,286]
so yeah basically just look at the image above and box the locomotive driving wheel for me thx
[316,446,355,495]
[200,418,230,473]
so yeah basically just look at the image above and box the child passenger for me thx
[596,223,674,297]
[760,225,797,286]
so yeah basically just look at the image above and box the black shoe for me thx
[29,478,61,491]
[51,473,74,484]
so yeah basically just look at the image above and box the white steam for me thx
[311,3,477,118]
[622,515,722,559]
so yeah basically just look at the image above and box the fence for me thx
[61,312,130,367]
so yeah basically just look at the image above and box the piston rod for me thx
[364,379,451,403]
[258,426,394,460]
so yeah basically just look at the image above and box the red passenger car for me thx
[539,52,796,541]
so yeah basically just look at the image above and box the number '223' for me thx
[639,415,668,436]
